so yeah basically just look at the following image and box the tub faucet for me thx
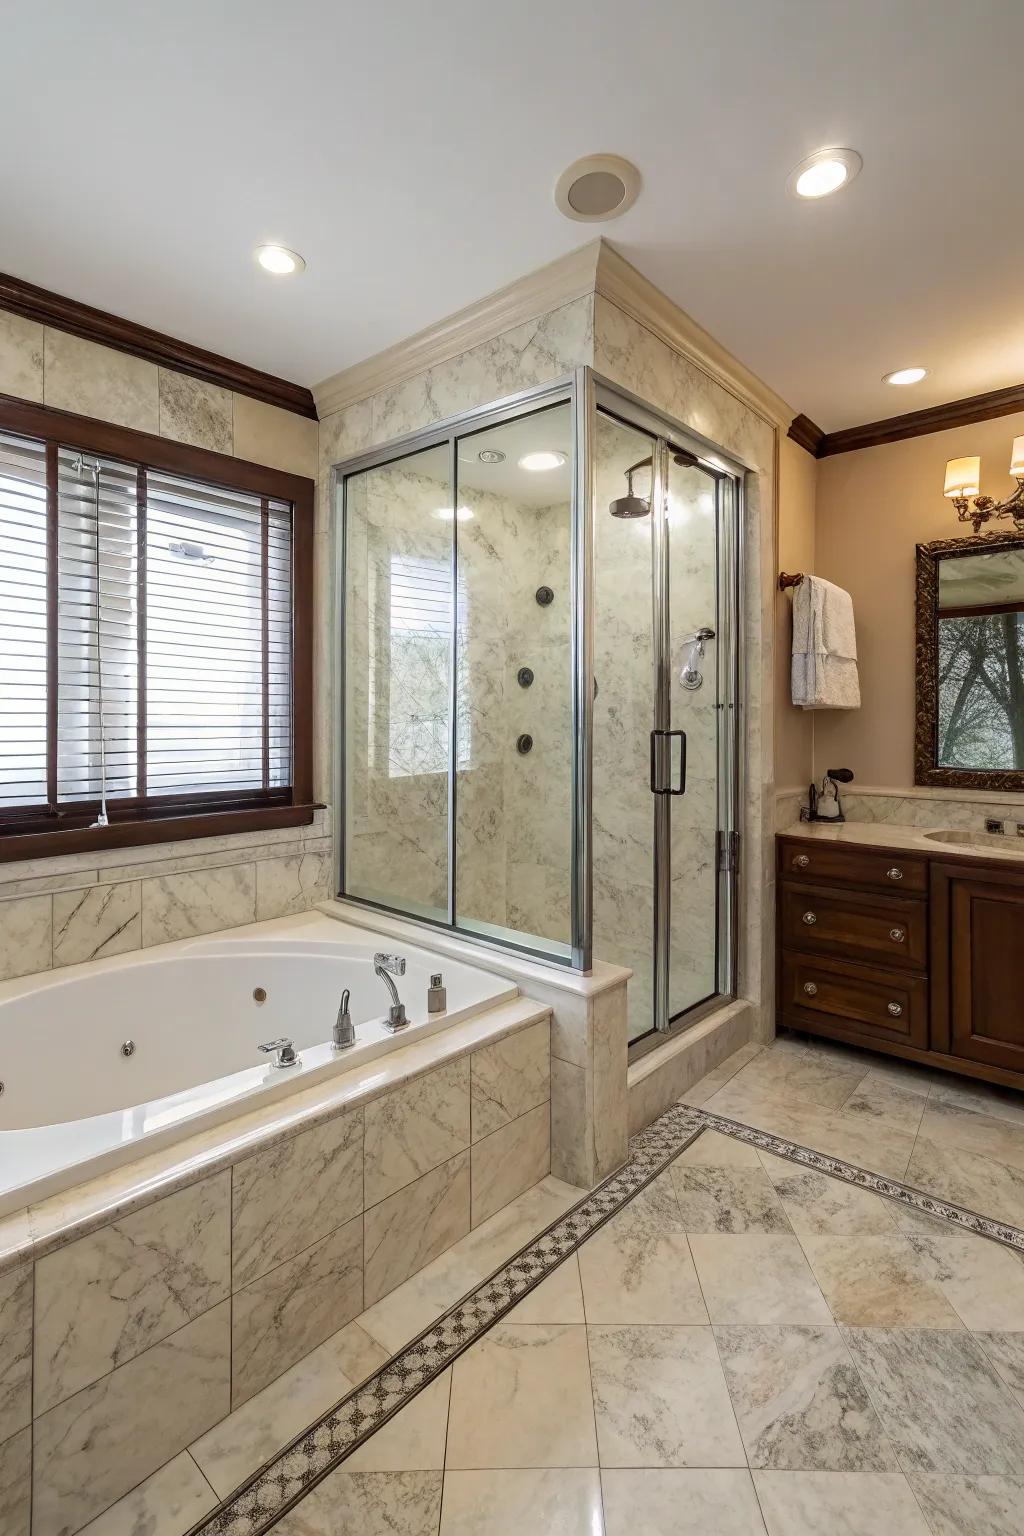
[333,989,356,1050]
[374,951,409,1031]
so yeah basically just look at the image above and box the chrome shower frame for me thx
[332,369,747,1008]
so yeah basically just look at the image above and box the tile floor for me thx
[79,1034,1024,1536]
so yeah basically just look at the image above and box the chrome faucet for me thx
[333,989,356,1050]
[258,1036,300,1068]
[374,951,409,1031]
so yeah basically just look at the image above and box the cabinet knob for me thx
[803,981,818,996]
[802,911,817,925]
[889,927,906,943]
[886,867,904,882]
[887,1001,903,1018]
[793,854,810,869]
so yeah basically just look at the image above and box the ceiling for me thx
[4,1,1023,431]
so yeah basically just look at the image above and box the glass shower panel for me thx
[666,457,722,1020]
[343,442,453,921]
[453,402,573,958]
[592,410,658,1040]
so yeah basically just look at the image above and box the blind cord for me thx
[75,455,109,827]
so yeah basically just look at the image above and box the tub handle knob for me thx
[259,1036,300,1068]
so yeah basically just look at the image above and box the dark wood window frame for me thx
[915,530,1024,792]
[0,391,315,862]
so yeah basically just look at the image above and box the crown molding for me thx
[786,413,826,455]
[313,242,602,418]
[817,381,1024,457]
[593,242,796,431]
[0,271,317,419]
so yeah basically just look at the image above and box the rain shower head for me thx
[609,461,651,519]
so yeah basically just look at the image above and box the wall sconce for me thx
[944,438,1024,533]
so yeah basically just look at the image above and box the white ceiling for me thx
[4,1,1023,431]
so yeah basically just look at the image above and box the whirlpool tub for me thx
[0,911,518,1216]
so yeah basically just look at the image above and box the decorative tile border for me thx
[186,1100,1024,1536]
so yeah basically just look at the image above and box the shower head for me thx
[609,461,651,519]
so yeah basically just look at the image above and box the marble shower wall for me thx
[0,315,321,983]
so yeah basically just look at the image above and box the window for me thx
[0,406,313,857]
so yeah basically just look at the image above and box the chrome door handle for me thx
[802,911,817,925]
[803,982,818,996]
[886,867,904,882]
[887,1002,903,1018]
[889,927,906,943]
[649,729,687,796]
[793,854,810,869]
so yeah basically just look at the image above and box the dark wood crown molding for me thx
[0,271,317,420]
[807,381,1024,460]
[786,413,826,455]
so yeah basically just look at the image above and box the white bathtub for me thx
[0,912,518,1216]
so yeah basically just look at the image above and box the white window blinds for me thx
[0,426,295,826]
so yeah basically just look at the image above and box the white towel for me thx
[791,576,860,710]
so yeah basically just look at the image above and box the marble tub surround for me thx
[4,999,553,1536]
[323,899,627,1189]
[0,811,332,983]
[137,1098,1024,1536]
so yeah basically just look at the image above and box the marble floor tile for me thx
[843,1326,1024,1474]
[439,1469,604,1536]
[759,1161,897,1234]
[587,1324,745,1468]
[836,1078,928,1140]
[917,1099,1024,1175]
[232,1215,364,1406]
[976,1333,1024,1408]
[674,1129,764,1167]
[273,1469,443,1536]
[799,1236,963,1327]
[908,1472,1024,1535]
[0,1427,31,1536]
[507,1256,585,1324]
[446,1324,598,1469]
[905,1138,1024,1230]
[752,1471,931,1536]
[577,1180,707,1324]
[601,1469,765,1535]
[689,1235,832,1324]
[346,1372,451,1471]
[706,1081,914,1181]
[930,1075,1024,1128]
[191,1320,387,1497]
[670,1166,791,1233]
[76,1453,216,1536]
[726,1045,868,1112]
[715,1324,897,1472]
[906,1235,1024,1332]
[678,1043,764,1108]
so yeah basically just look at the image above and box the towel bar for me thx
[778,571,805,590]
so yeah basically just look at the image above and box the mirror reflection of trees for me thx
[938,608,1024,768]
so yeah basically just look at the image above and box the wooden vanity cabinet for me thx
[777,834,1024,1091]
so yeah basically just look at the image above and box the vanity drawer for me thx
[778,838,928,895]
[780,883,928,972]
[781,952,928,1049]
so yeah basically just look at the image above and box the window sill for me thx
[0,804,319,865]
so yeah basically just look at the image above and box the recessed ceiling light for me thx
[434,506,474,522]
[883,366,928,386]
[254,244,306,275]
[554,155,641,223]
[788,147,862,200]
[519,451,568,472]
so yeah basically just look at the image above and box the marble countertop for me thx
[780,819,1024,865]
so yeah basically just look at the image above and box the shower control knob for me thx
[803,982,818,997]
[802,911,817,925]
[793,854,810,869]
[535,585,554,607]
[886,867,904,882]
[887,1002,903,1018]
[516,734,534,755]
[517,667,534,688]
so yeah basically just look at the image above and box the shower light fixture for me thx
[255,244,306,275]
[519,451,567,472]
[788,148,862,199]
[883,366,928,386]
[434,506,474,522]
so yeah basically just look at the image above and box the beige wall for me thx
[813,410,1024,787]
[775,436,817,791]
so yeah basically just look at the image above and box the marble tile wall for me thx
[1,1013,551,1536]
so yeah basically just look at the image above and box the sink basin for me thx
[923,828,1024,853]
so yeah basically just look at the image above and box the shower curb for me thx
[185,1102,1024,1536]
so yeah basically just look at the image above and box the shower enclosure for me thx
[335,370,742,1048]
